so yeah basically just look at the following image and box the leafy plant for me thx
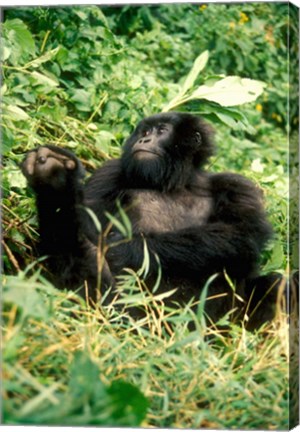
[105,3,295,130]
[1,5,294,429]
[4,350,147,426]
[163,50,266,133]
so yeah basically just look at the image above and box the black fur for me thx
[21,112,281,328]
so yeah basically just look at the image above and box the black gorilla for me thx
[21,112,281,328]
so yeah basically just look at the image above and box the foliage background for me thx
[2,3,299,429]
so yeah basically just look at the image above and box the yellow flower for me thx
[265,27,275,45]
[255,104,263,112]
[199,5,207,11]
[239,12,249,25]
[271,113,282,123]
[229,22,235,29]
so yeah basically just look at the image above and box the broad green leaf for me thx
[264,241,285,272]
[107,380,148,425]
[172,100,256,133]
[2,126,14,154]
[0,46,11,62]
[69,352,105,399]
[25,47,60,68]
[3,277,51,320]
[73,10,88,20]
[251,158,265,173]
[190,76,266,107]
[130,75,143,90]
[69,89,93,112]
[5,169,27,189]
[31,71,59,88]
[163,51,209,112]
[214,112,240,128]
[4,104,29,121]
[181,50,209,94]
[95,130,116,154]
[4,19,35,56]
[94,7,110,27]
[1,83,7,96]
[213,111,256,133]
[203,74,226,85]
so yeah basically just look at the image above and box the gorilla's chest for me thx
[129,189,212,234]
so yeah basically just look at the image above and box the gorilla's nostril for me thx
[37,156,47,164]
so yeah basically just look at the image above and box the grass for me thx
[2,268,294,429]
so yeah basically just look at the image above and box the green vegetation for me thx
[2,272,292,428]
[2,3,298,429]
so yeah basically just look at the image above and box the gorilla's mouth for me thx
[133,149,161,159]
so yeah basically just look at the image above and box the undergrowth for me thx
[2,3,298,430]
[2,270,295,429]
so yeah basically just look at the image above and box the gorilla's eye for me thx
[157,124,167,134]
[142,128,152,137]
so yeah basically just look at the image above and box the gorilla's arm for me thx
[22,146,86,255]
[21,146,114,296]
[106,173,273,280]
[108,223,259,280]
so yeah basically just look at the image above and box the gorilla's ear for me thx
[189,118,215,166]
[194,131,202,143]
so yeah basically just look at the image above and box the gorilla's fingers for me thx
[24,151,38,176]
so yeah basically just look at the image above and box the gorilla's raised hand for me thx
[21,145,84,190]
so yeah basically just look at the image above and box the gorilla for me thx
[21,112,282,328]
